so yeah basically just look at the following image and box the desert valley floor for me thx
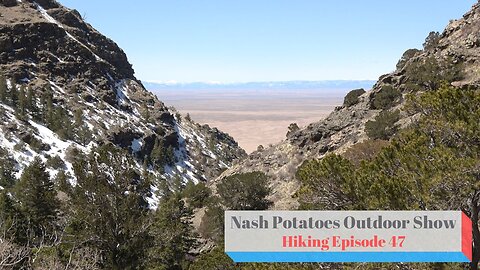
[155,88,349,153]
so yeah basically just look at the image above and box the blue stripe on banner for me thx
[226,252,471,263]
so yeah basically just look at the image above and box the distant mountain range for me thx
[143,80,377,90]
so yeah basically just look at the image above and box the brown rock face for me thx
[213,1,480,209]
[0,4,134,85]
[0,0,247,184]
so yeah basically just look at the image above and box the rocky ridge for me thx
[0,0,246,205]
[213,0,480,209]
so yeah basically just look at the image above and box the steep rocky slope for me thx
[0,0,246,205]
[213,1,480,210]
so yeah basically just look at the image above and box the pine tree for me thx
[147,194,196,269]
[142,157,149,172]
[42,88,54,125]
[72,109,93,145]
[157,178,173,199]
[69,145,151,269]
[188,247,236,270]
[217,172,272,210]
[151,138,165,169]
[0,191,28,244]
[199,200,225,244]
[16,85,27,119]
[76,124,93,146]
[9,84,18,108]
[55,171,71,194]
[39,87,47,107]
[15,158,59,239]
[53,107,73,139]
[142,103,150,122]
[183,182,211,208]
[171,174,184,194]
[0,148,17,189]
[73,109,83,127]
[51,107,63,131]
[0,75,7,103]
[26,86,36,114]
[165,145,175,165]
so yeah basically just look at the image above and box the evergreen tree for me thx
[296,154,355,210]
[0,147,16,189]
[166,145,175,165]
[151,138,166,169]
[147,194,196,269]
[54,107,74,139]
[365,110,400,140]
[73,109,93,145]
[295,85,480,266]
[55,171,71,195]
[14,158,59,242]
[171,175,184,194]
[0,191,28,244]
[157,177,173,199]
[0,74,7,103]
[217,172,272,210]
[0,150,17,236]
[142,157,150,172]
[41,87,54,125]
[182,181,211,208]
[150,139,176,168]
[26,86,38,117]
[405,56,463,91]
[69,145,151,269]
[198,199,224,244]
[16,85,27,119]
[142,103,150,122]
[76,124,93,146]
[9,84,18,107]
[423,31,440,51]
[371,85,401,110]
[73,109,83,127]
[188,247,237,270]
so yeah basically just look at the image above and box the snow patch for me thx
[146,185,160,209]
[48,52,65,63]
[115,80,131,105]
[48,80,66,94]
[6,79,12,89]
[106,72,114,82]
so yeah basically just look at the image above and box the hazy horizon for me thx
[151,83,361,153]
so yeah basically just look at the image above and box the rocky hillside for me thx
[0,0,246,205]
[213,1,480,210]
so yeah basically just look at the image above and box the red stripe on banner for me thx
[462,211,472,262]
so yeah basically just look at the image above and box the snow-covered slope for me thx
[0,0,246,205]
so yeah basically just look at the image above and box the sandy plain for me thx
[155,89,348,153]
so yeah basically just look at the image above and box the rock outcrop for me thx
[212,0,480,209]
[0,0,246,199]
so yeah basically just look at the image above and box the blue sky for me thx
[58,1,475,83]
